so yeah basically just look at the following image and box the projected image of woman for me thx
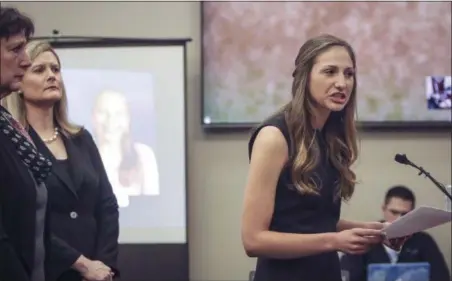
[2,40,119,281]
[91,90,159,207]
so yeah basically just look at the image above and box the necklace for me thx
[43,127,59,144]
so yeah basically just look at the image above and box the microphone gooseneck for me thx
[394,153,452,201]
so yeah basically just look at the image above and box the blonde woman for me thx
[3,40,119,281]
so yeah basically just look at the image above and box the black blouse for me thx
[248,113,342,281]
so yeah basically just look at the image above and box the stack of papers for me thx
[382,206,452,239]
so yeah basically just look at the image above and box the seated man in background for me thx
[341,185,451,281]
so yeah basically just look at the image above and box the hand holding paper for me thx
[382,206,452,239]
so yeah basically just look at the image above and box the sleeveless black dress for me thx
[248,113,342,281]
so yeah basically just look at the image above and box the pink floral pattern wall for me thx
[202,2,451,125]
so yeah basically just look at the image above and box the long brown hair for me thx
[1,40,81,136]
[283,34,358,201]
[92,91,142,188]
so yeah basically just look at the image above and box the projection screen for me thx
[53,44,187,245]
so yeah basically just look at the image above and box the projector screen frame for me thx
[32,36,191,281]
[201,120,452,133]
[199,2,451,133]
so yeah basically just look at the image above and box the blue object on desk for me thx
[367,262,430,281]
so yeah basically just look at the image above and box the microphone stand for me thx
[407,162,452,201]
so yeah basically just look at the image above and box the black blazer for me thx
[28,127,120,281]
[341,231,451,281]
[0,126,52,281]
[0,126,74,281]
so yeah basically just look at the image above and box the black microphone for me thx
[394,153,452,201]
[394,154,411,165]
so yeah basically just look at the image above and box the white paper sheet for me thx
[382,206,452,239]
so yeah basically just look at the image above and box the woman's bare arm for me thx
[337,220,366,232]
[241,126,338,259]
[337,220,386,232]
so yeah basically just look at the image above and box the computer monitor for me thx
[367,262,430,281]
